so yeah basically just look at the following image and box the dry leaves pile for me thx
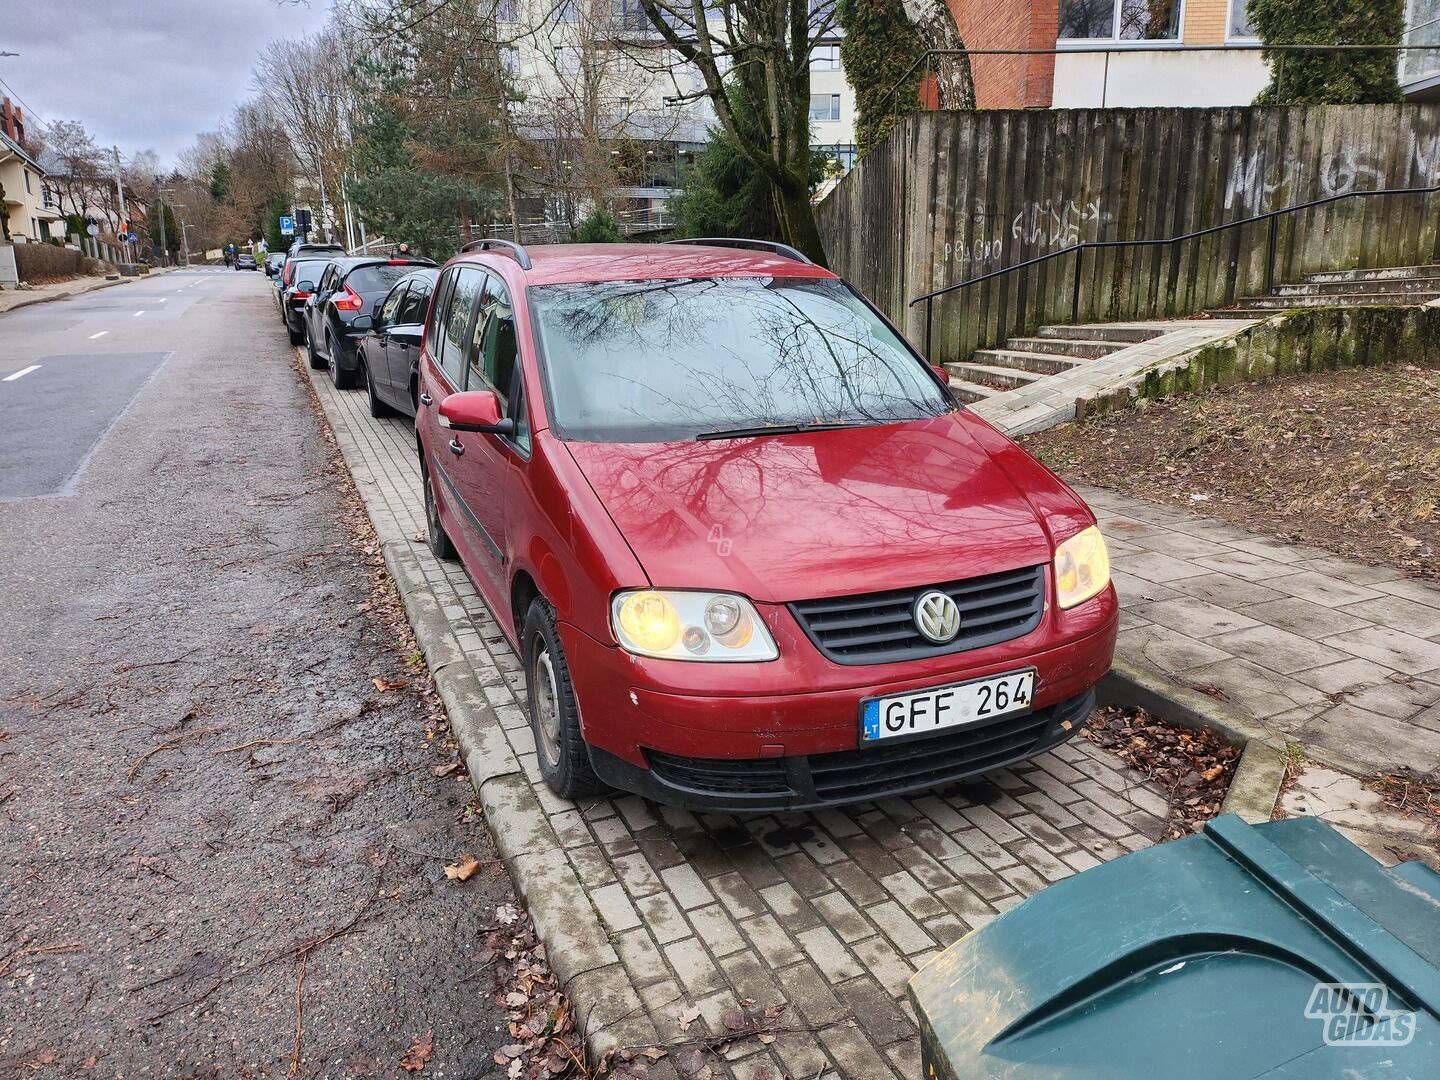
[1084,706,1240,838]
[485,903,587,1079]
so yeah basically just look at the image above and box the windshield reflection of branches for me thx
[537,278,949,441]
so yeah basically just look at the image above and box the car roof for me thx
[456,243,836,287]
[331,256,436,272]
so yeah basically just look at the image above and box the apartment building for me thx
[0,99,61,243]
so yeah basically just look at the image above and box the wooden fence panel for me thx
[817,104,1440,362]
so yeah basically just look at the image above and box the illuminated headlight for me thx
[1053,526,1111,609]
[611,590,778,661]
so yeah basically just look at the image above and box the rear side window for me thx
[398,282,431,325]
[378,285,406,327]
[437,267,484,387]
[291,260,327,288]
[347,264,414,294]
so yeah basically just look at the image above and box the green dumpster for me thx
[910,814,1440,1078]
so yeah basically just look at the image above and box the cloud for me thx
[2,0,334,167]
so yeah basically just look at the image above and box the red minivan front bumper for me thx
[559,582,1118,811]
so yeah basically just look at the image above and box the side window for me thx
[425,272,451,350]
[398,283,429,325]
[438,267,484,387]
[378,285,406,327]
[466,273,518,405]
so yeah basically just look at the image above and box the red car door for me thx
[446,270,524,594]
[421,266,506,596]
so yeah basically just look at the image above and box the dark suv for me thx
[303,256,436,388]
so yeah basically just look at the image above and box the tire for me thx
[306,327,325,368]
[364,351,394,418]
[329,332,357,390]
[523,597,607,800]
[421,459,457,561]
[287,316,304,345]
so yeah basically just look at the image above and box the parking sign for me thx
[279,215,295,236]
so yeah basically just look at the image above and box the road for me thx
[0,269,508,1077]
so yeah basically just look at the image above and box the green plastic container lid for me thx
[910,814,1440,1078]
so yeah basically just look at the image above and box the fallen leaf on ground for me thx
[373,676,407,692]
[399,1030,433,1072]
[677,1004,702,1031]
[444,855,483,881]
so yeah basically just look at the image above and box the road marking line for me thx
[89,331,108,339]
[3,365,40,382]
[159,297,167,302]
[132,310,145,317]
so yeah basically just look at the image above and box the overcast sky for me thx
[1,0,335,166]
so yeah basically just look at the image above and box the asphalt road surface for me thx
[0,269,509,1077]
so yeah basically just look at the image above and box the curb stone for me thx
[1099,656,1289,824]
[320,384,654,1065]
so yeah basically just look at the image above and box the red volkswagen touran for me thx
[414,239,1116,810]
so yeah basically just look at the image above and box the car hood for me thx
[564,411,1069,604]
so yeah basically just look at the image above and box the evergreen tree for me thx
[1251,0,1405,104]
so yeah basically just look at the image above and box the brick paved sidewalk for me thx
[1083,485,1440,776]
[309,369,1176,1079]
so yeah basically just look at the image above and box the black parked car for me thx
[264,252,286,277]
[303,257,436,389]
[277,255,337,345]
[354,267,440,418]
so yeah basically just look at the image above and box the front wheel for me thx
[421,460,456,561]
[306,327,324,368]
[329,333,357,389]
[524,598,606,800]
[364,352,393,418]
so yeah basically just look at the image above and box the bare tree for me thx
[635,0,837,263]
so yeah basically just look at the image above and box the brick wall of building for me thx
[1183,0,1231,43]
[948,0,1058,108]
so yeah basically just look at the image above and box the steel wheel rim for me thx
[532,644,562,768]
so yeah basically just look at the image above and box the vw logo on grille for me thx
[913,590,962,644]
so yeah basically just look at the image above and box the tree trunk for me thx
[771,176,829,267]
[899,0,975,109]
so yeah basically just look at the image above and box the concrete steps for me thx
[1035,324,1166,343]
[948,378,1000,403]
[945,362,1048,390]
[1273,276,1440,296]
[1005,336,1132,360]
[1207,262,1440,317]
[1302,263,1440,284]
[971,348,1087,375]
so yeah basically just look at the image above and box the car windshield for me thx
[529,277,951,442]
[348,264,416,293]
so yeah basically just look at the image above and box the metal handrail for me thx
[908,183,1440,357]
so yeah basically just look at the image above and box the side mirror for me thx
[297,279,315,293]
[351,313,373,331]
[932,363,949,384]
[438,390,514,436]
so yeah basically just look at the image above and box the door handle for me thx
[398,341,409,349]
[419,393,432,407]
[448,438,464,456]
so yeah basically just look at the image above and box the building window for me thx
[1229,0,1256,38]
[810,45,841,70]
[808,93,841,121]
[24,169,32,194]
[1403,0,1440,83]
[496,0,518,20]
[1059,0,1181,40]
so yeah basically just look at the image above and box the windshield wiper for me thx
[696,420,874,441]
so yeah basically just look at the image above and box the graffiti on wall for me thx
[1224,137,1440,211]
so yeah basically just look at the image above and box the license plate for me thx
[861,669,1035,744]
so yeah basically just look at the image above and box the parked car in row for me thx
[302,256,436,389]
[275,253,337,345]
[397,238,1116,811]
[235,252,258,271]
[353,267,440,418]
[264,252,286,277]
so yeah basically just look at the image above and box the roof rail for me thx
[663,237,813,265]
[459,237,533,270]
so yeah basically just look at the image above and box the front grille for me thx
[808,711,1048,802]
[647,750,791,795]
[789,564,1046,665]
[636,688,1094,810]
